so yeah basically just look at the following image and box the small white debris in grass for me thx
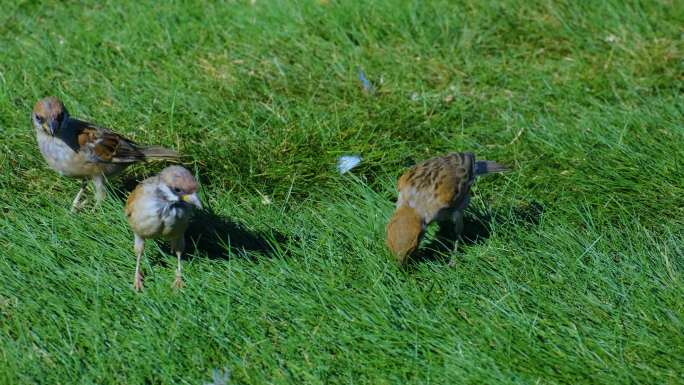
[605,34,619,43]
[204,368,231,385]
[337,155,362,174]
[256,189,272,205]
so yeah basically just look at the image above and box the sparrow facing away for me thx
[386,152,509,265]
[32,97,179,211]
[125,166,202,291]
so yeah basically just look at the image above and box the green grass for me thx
[1,0,683,383]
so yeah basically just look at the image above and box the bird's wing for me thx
[397,153,474,221]
[125,176,158,218]
[124,182,144,218]
[71,120,146,164]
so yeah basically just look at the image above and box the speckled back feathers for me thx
[396,152,476,223]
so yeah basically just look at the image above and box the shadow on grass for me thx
[410,201,544,266]
[183,207,284,260]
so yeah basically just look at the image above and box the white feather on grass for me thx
[337,155,362,174]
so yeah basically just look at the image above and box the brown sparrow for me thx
[386,152,509,264]
[32,97,179,211]
[125,166,202,291]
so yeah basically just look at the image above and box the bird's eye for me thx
[173,187,182,194]
[35,114,44,124]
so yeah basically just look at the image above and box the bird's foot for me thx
[133,272,143,292]
[447,240,460,267]
[172,273,184,289]
[92,198,103,212]
[70,198,89,213]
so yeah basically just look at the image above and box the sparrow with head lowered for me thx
[32,97,180,211]
[125,165,202,291]
[386,152,509,265]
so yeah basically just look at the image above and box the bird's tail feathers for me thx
[140,146,180,161]
[474,160,510,176]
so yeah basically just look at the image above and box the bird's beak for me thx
[181,193,202,209]
[47,119,59,136]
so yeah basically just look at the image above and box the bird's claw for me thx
[172,274,184,289]
[70,198,88,213]
[447,240,460,267]
[133,272,143,292]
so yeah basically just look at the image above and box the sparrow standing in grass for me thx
[125,166,202,291]
[32,97,179,211]
[386,152,509,265]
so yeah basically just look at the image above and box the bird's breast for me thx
[128,198,190,239]
[37,133,115,177]
[159,204,191,238]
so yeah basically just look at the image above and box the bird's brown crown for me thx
[159,166,198,194]
[33,97,67,120]
[32,97,69,136]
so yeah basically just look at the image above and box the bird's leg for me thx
[452,210,464,239]
[171,237,185,289]
[448,210,464,267]
[435,209,462,244]
[133,234,145,292]
[70,179,88,212]
[93,174,106,207]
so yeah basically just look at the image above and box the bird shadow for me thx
[182,207,284,261]
[409,201,544,266]
[151,206,285,263]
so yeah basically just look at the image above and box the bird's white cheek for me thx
[158,184,180,202]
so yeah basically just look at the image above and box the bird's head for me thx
[386,205,424,265]
[158,166,203,209]
[32,97,69,136]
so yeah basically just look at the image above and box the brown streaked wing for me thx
[436,162,468,207]
[440,153,475,208]
[78,125,145,164]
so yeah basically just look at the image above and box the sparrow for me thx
[386,152,509,265]
[124,165,202,291]
[32,97,179,211]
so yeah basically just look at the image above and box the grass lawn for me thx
[1,0,683,383]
